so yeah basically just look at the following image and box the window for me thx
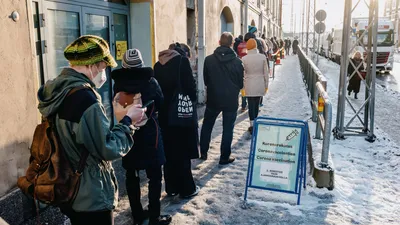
[361,30,394,46]
[47,10,80,79]
[220,7,234,34]
[104,0,126,5]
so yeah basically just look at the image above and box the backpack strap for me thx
[67,85,91,97]
[66,85,93,175]
[75,144,89,175]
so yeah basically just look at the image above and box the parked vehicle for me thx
[330,17,394,71]
[317,32,332,58]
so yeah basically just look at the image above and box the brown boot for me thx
[248,126,253,135]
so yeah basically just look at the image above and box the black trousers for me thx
[200,107,238,161]
[248,97,262,121]
[164,158,196,196]
[126,166,162,222]
[61,208,113,225]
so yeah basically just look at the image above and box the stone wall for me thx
[204,0,242,56]
[0,0,39,198]
[155,0,187,56]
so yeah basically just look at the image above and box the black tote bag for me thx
[168,57,196,127]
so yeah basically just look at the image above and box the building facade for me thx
[0,0,281,223]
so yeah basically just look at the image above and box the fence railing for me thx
[298,48,332,168]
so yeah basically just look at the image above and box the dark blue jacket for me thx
[112,67,165,170]
[204,46,244,111]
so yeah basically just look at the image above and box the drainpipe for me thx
[197,0,206,104]
[395,0,399,48]
[245,0,249,32]
[279,0,282,37]
[260,11,264,36]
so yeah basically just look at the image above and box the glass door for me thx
[82,8,114,125]
[39,2,129,126]
[43,2,82,81]
[113,13,129,69]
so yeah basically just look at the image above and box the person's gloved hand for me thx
[126,104,146,125]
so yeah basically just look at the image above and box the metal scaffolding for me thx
[305,0,316,55]
[301,0,305,49]
[333,0,378,142]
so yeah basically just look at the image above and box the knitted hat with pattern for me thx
[64,35,117,68]
[122,49,144,68]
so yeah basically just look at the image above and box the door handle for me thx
[41,40,47,54]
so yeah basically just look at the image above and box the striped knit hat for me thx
[122,49,144,68]
[64,35,117,68]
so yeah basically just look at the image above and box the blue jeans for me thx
[241,96,247,109]
[200,107,238,161]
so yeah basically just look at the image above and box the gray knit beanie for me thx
[122,49,144,68]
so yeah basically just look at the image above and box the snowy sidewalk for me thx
[308,56,400,225]
[113,55,400,225]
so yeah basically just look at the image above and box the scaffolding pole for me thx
[301,0,305,49]
[333,0,378,142]
[305,0,316,55]
[305,0,310,54]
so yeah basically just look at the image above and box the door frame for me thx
[44,0,128,11]
[82,7,114,56]
[111,9,131,50]
[42,1,83,81]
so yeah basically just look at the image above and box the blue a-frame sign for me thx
[244,117,308,205]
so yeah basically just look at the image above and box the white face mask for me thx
[90,66,107,88]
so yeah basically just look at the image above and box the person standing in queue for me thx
[241,38,269,134]
[154,43,200,199]
[37,35,146,225]
[200,32,244,165]
[111,48,172,225]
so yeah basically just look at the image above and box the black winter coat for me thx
[271,38,279,52]
[154,55,200,160]
[293,40,299,49]
[204,46,244,111]
[347,58,364,93]
[111,67,165,170]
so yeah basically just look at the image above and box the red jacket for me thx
[237,42,247,59]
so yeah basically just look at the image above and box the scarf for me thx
[158,50,180,65]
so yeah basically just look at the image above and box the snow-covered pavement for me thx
[112,55,399,225]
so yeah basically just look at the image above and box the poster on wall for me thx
[116,41,128,60]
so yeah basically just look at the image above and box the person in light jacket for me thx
[242,38,269,134]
